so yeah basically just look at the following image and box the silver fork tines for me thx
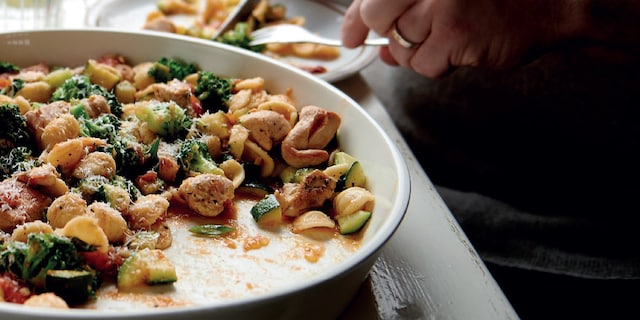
[249,24,389,47]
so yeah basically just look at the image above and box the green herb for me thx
[188,224,235,236]
[0,61,20,73]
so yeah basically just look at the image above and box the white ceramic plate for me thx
[0,29,409,320]
[84,0,379,83]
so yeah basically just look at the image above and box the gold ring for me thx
[391,21,419,49]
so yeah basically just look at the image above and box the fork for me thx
[249,24,389,47]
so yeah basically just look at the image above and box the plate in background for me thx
[84,0,380,83]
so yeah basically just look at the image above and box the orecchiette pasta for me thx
[220,159,246,189]
[46,192,88,229]
[40,114,81,150]
[10,220,54,242]
[88,201,128,243]
[46,137,107,173]
[332,187,375,217]
[57,216,110,253]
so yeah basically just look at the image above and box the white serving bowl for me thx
[0,29,410,320]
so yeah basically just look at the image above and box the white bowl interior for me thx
[0,29,410,319]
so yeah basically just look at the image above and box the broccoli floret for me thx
[70,104,141,175]
[135,101,193,140]
[97,134,146,176]
[0,103,34,156]
[96,181,132,209]
[147,57,198,83]
[194,71,233,112]
[73,175,110,200]
[0,61,20,74]
[74,174,141,207]
[176,139,224,176]
[0,233,82,287]
[216,22,265,53]
[0,147,40,180]
[51,75,123,117]
[0,233,101,305]
[72,108,121,143]
[110,175,142,202]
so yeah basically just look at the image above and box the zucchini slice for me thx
[337,210,372,235]
[337,161,366,191]
[333,151,356,166]
[117,248,177,290]
[45,269,96,305]
[250,194,282,227]
[236,181,274,198]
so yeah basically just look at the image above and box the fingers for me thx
[341,0,370,48]
[383,1,452,78]
[411,37,455,78]
[386,30,454,78]
[345,0,455,78]
[393,0,432,48]
[343,0,415,48]
[378,47,399,66]
[359,0,414,37]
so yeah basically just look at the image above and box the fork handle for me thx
[363,38,390,46]
[328,38,389,47]
[250,37,389,47]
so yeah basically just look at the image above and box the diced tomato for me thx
[81,247,125,281]
[0,77,11,89]
[0,273,31,304]
[298,65,327,74]
[190,94,204,116]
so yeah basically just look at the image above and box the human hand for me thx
[341,0,586,78]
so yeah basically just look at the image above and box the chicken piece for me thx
[126,194,170,230]
[239,109,292,151]
[0,179,52,232]
[275,169,336,217]
[77,95,111,118]
[135,79,192,108]
[281,105,341,168]
[16,163,69,197]
[143,15,178,33]
[178,173,234,217]
[24,100,70,146]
